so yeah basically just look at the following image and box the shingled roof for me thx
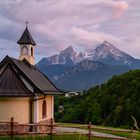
[17,27,36,46]
[0,56,61,96]
[0,64,32,97]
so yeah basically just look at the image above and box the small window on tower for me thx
[31,47,33,56]
[22,46,28,55]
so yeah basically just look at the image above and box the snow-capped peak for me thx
[38,41,137,67]
[85,40,134,66]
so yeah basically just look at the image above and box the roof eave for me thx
[0,94,34,97]
[17,42,36,46]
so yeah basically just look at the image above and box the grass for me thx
[91,126,140,139]
[57,123,123,130]
[57,123,131,130]
[0,135,110,140]
[0,123,140,139]
[92,129,132,138]
[57,123,140,139]
[135,131,140,139]
[56,123,87,128]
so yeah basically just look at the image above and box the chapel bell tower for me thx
[17,22,36,65]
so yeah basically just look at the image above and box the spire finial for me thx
[25,21,29,27]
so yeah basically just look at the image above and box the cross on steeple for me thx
[25,21,29,27]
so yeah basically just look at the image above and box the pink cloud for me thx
[1,0,140,62]
[71,26,122,51]
[112,1,129,18]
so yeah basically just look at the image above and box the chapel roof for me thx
[0,64,32,96]
[0,56,61,96]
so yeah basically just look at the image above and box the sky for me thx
[0,0,140,63]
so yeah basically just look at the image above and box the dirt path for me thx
[55,126,129,140]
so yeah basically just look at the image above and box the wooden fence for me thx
[0,117,56,138]
[87,122,133,140]
[0,119,132,140]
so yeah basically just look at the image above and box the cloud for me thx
[112,1,129,18]
[1,0,140,62]
[0,38,18,61]
[71,26,122,50]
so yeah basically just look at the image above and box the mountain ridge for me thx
[54,60,131,91]
[37,41,140,91]
[38,40,140,68]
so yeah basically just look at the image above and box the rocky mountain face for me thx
[37,41,140,91]
[54,60,130,91]
[85,41,140,68]
[37,46,85,66]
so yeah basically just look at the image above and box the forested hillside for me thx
[55,70,140,128]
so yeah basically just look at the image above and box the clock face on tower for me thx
[22,46,28,55]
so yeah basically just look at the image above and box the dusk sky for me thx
[0,0,140,63]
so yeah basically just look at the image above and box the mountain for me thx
[37,46,85,66]
[54,60,130,91]
[36,64,71,81]
[37,41,140,91]
[85,41,140,68]
[38,41,140,68]
[37,46,74,66]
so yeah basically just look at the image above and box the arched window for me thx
[31,47,33,56]
[22,46,28,55]
[42,100,46,118]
